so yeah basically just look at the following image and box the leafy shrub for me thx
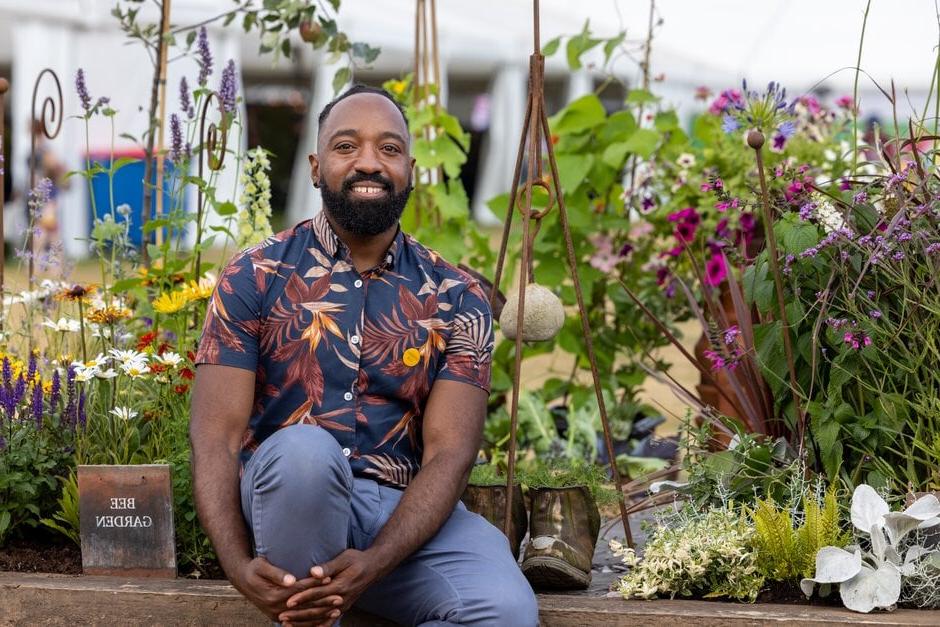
[615,506,764,601]
[751,487,848,582]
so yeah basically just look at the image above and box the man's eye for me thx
[336,143,354,151]
[382,145,401,153]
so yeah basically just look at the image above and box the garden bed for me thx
[3,571,940,626]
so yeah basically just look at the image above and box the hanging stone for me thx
[499,283,565,341]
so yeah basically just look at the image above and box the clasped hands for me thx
[236,549,376,627]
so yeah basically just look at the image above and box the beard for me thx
[320,172,412,237]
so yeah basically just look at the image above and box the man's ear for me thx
[308,153,320,188]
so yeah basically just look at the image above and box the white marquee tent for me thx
[0,0,935,256]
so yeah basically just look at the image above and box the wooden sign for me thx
[78,464,176,577]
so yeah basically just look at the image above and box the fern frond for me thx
[751,497,796,580]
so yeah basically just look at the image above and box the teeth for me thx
[353,186,382,194]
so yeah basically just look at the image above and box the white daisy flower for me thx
[110,407,138,421]
[152,352,182,367]
[109,348,148,365]
[121,361,150,378]
[43,317,81,333]
[96,368,119,380]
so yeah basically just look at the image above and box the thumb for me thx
[256,556,297,587]
[311,553,349,579]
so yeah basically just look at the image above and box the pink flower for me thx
[700,182,713,192]
[695,86,712,101]
[629,220,654,239]
[704,254,727,286]
[835,95,855,110]
[675,222,698,243]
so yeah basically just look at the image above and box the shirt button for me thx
[354,279,363,288]
[351,335,360,345]
[342,447,351,457]
[343,391,353,401]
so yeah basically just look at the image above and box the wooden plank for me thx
[2,572,940,626]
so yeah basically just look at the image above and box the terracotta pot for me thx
[460,484,527,559]
[520,485,600,590]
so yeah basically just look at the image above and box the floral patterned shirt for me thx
[195,211,494,488]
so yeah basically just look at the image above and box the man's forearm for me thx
[364,453,472,579]
[191,438,253,580]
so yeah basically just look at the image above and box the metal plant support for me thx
[0,76,8,319]
[490,0,634,547]
[29,69,64,287]
[193,91,229,284]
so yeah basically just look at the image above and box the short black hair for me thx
[317,83,409,134]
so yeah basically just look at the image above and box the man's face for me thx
[310,93,414,237]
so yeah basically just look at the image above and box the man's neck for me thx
[324,213,398,274]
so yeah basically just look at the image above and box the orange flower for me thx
[55,284,98,302]
[174,384,189,394]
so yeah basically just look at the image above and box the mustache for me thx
[341,173,392,192]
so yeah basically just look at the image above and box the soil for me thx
[0,535,81,575]
[0,533,226,580]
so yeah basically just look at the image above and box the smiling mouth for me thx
[349,184,388,197]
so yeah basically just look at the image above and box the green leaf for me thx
[542,36,561,57]
[654,110,680,132]
[0,511,9,534]
[215,201,238,216]
[431,135,467,179]
[110,156,140,175]
[601,142,632,169]
[626,89,659,105]
[603,32,626,64]
[111,277,144,292]
[776,213,820,254]
[331,67,351,95]
[599,110,637,143]
[428,181,468,220]
[621,128,660,159]
[555,154,594,192]
[550,94,606,135]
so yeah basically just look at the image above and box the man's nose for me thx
[353,145,383,174]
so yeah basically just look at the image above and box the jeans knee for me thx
[250,424,351,491]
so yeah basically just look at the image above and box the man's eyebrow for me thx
[326,129,408,145]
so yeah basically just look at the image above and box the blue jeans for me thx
[240,424,539,626]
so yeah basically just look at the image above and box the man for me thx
[190,84,538,626]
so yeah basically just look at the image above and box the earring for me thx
[313,180,320,188]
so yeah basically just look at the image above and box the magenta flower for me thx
[835,95,855,110]
[842,331,871,350]
[704,254,727,286]
[675,222,697,243]
[723,325,740,345]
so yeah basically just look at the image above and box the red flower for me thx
[137,331,158,350]
[174,384,189,394]
[150,363,167,374]
[180,367,195,380]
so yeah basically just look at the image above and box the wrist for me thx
[363,544,399,580]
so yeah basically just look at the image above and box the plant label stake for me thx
[78,464,176,577]
[490,0,634,548]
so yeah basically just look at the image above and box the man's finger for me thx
[279,606,342,624]
[287,587,344,609]
[311,553,349,579]
[255,557,297,587]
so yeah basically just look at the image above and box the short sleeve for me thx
[194,252,261,372]
[435,282,494,392]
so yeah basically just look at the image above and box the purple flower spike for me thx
[76,68,92,112]
[197,27,213,86]
[2,357,11,389]
[50,369,61,409]
[219,60,238,113]
[31,381,43,429]
[179,76,195,119]
[169,113,183,163]
[78,390,87,428]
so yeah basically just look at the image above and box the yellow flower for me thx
[86,306,133,325]
[183,279,213,302]
[153,290,189,314]
[389,80,407,96]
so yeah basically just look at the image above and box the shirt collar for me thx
[311,210,405,273]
